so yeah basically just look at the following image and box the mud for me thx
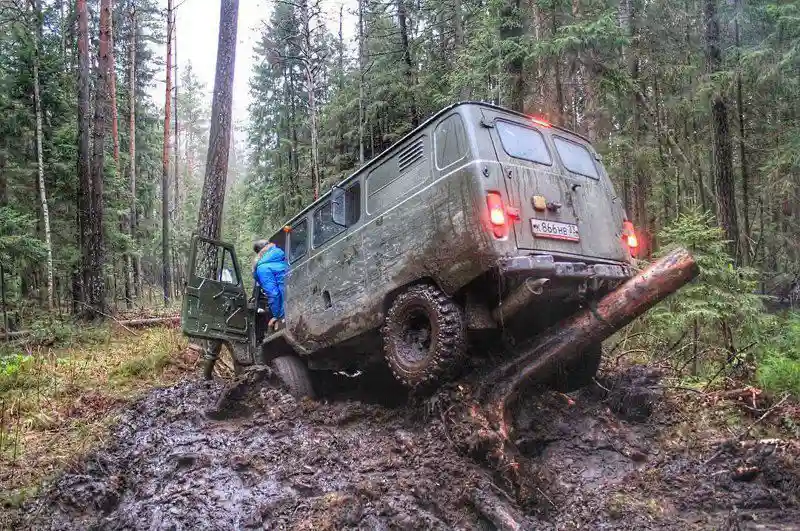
[14,365,800,530]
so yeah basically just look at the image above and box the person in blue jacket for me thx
[253,241,288,331]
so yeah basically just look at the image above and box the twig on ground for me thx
[703,393,791,466]
[74,300,137,335]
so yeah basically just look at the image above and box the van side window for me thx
[313,201,346,247]
[496,121,552,165]
[345,182,361,226]
[289,219,308,262]
[435,114,468,169]
[553,136,599,178]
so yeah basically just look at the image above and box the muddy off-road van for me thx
[182,102,639,397]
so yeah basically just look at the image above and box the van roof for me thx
[272,101,591,235]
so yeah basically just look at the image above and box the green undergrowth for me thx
[0,325,193,514]
[608,212,800,398]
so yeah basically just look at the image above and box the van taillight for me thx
[487,193,505,226]
[622,220,638,253]
[487,192,508,238]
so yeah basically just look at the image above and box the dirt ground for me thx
[11,363,800,530]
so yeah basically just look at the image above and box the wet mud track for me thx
[16,366,800,530]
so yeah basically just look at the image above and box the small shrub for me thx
[756,312,800,395]
[757,356,800,395]
[110,351,172,381]
[0,353,34,393]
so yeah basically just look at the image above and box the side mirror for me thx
[331,186,347,227]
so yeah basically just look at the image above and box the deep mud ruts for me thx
[15,366,800,530]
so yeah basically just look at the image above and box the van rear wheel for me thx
[382,284,466,388]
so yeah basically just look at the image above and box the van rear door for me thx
[481,108,627,262]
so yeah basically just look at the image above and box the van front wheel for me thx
[382,284,466,388]
[271,355,315,399]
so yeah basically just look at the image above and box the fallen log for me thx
[0,330,31,340]
[477,247,699,441]
[116,316,180,328]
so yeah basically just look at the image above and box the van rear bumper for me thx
[497,254,633,280]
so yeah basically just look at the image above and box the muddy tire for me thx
[382,283,466,388]
[551,343,603,392]
[271,355,315,399]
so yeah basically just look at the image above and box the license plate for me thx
[531,219,580,242]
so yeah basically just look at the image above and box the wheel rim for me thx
[396,305,434,367]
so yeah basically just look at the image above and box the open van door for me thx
[181,234,249,343]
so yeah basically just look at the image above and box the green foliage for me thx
[756,313,800,395]
[110,350,172,381]
[647,211,764,338]
[0,353,34,392]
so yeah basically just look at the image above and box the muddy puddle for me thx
[14,366,800,530]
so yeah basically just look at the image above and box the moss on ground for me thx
[0,325,195,513]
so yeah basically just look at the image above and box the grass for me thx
[0,325,196,512]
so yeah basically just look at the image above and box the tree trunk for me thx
[358,0,366,165]
[109,2,119,172]
[173,9,180,226]
[453,0,470,100]
[298,0,320,199]
[734,0,749,264]
[196,0,238,240]
[85,0,113,317]
[467,248,698,470]
[501,0,525,112]
[125,3,137,306]
[162,0,173,306]
[704,0,740,262]
[551,5,563,122]
[76,0,92,310]
[397,0,418,126]
[31,1,54,310]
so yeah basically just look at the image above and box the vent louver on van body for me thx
[397,139,425,173]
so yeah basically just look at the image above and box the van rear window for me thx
[553,136,599,178]
[496,121,551,165]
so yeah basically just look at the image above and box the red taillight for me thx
[487,192,506,226]
[486,192,508,238]
[622,220,638,253]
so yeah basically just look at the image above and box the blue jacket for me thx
[254,246,288,319]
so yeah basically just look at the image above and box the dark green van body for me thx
[182,102,634,371]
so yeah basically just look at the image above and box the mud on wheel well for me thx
[381,277,461,317]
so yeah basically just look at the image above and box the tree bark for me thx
[173,9,180,228]
[161,0,173,306]
[358,0,366,165]
[734,0,749,264]
[76,0,92,310]
[397,0,418,126]
[704,0,740,262]
[298,0,320,199]
[31,0,54,310]
[501,0,525,112]
[196,0,238,240]
[109,1,120,172]
[125,3,138,306]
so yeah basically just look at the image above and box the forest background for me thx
[0,0,798,396]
